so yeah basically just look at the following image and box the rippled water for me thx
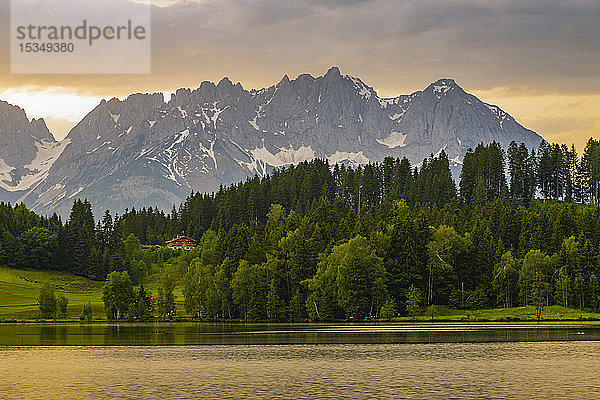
[1,342,600,399]
[1,322,599,345]
[1,323,600,398]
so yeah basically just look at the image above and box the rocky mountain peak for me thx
[326,66,342,77]
[5,67,544,216]
[0,101,55,142]
[0,101,66,201]
[277,74,290,87]
[30,118,54,142]
[423,78,463,99]
[430,78,458,87]
[0,100,28,129]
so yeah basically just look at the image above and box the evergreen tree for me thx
[460,142,507,204]
[581,138,600,203]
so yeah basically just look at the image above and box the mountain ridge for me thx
[0,101,69,204]
[0,68,544,216]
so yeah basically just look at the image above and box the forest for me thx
[4,137,600,320]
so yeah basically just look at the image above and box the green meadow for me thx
[392,305,600,323]
[0,266,188,321]
[2,265,600,323]
[0,267,105,320]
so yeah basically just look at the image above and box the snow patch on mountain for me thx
[202,140,218,171]
[68,186,84,199]
[484,103,510,129]
[377,132,407,149]
[250,145,315,169]
[248,118,259,130]
[0,158,13,184]
[450,155,463,165]
[209,104,228,128]
[434,145,448,157]
[345,75,372,99]
[0,139,69,192]
[433,83,453,99]
[327,151,370,166]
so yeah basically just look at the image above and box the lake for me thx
[1,323,600,399]
[1,322,599,346]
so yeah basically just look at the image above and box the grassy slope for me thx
[394,305,600,323]
[0,267,105,320]
[0,266,187,320]
[3,266,600,322]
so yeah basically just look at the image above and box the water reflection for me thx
[38,325,68,345]
[0,322,598,346]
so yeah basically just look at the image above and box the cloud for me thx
[472,90,600,151]
[0,0,598,145]
[0,0,597,96]
[529,116,596,135]
[0,87,103,122]
[43,117,78,141]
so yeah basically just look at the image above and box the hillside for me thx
[2,138,600,321]
[0,267,104,319]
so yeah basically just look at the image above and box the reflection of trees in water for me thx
[183,324,201,345]
[103,325,119,346]
[182,323,232,345]
[103,324,154,345]
[21,323,594,346]
[39,325,67,345]
[155,325,176,345]
[132,324,154,346]
[80,324,94,345]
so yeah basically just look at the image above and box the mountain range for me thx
[0,67,543,216]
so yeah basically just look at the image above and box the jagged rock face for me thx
[392,79,540,164]
[0,101,67,204]
[12,68,543,216]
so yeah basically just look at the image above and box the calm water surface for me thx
[1,322,599,345]
[1,342,600,399]
[1,324,600,399]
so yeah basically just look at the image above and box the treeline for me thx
[4,138,600,320]
[121,138,600,242]
[0,199,174,282]
[148,196,600,320]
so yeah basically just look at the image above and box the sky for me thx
[0,0,598,150]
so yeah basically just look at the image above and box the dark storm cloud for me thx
[0,0,597,96]
[142,0,599,95]
[0,0,597,143]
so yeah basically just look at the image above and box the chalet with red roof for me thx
[165,235,197,250]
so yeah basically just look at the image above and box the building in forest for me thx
[165,235,197,250]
